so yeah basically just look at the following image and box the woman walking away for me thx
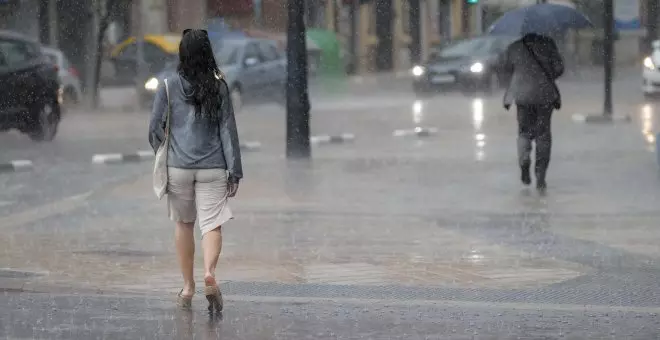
[148,29,243,312]
[501,33,563,193]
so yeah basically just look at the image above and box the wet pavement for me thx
[2,73,660,338]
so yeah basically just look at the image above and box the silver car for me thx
[41,47,83,106]
[144,38,286,111]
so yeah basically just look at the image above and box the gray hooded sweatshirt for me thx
[148,74,243,183]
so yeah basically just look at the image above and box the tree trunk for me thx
[90,0,120,109]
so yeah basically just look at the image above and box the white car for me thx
[41,47,83,106]
[642,40,660,98]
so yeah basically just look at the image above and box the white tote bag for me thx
[152,79,171,199]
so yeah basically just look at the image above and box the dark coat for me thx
[502,34,564,108]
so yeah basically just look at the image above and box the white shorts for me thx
[167,167,233,236]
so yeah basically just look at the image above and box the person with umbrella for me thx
[489,3,592,192]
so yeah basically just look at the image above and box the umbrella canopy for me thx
[489,3,593,37]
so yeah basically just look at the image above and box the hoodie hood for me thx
[177,73,195,99]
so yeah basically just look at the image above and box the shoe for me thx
[204,276,223,313]
[536,178,547,194]
[177,289,193,310]
[520,164,531,186]
[535,168,547,193]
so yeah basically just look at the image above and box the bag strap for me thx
[523,41,560,98]
[163,79,171,138]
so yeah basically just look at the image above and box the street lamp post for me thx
[409,0,421,64]
[603,0,614,117]
[286,0,311,159]
[348,0,359,74]
[648,0,658,52]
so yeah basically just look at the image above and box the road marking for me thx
[241,141,262,151]
[572,113,632,123]
[0,201,14,207]
[311,133,355,144]
[0,191,92,230]
[0,160,34,173]
[393,127,438,137]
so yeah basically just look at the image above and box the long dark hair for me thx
[177,29,223,122]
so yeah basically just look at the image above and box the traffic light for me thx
[466,0,479,3]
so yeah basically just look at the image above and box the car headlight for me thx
[411,65,425,77]
[144,77,159,91]
[470,62,484,73]
[644,56,655,70]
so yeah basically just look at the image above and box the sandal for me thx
[177,289,193,310]
[204,277,223,313]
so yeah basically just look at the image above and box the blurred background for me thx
[0,0,655,108]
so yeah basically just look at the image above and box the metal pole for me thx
[348,0,359,74]
[409,0,421,64]
[603,0,614,117]
[333,0,339,33]
[648,0,658,52]
[286,0,311,159]
[461,0,469,36]
[135,0,146,110]
[48,0,58,47]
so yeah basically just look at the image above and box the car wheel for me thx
[63,87,79,106]
[644,92,656,100]
[230,86,242,112]
[413,83,432,97]
[482,73,498,95]
[28,100,60,142]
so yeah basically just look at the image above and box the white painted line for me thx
[311,133,356,144]
[136,150,154,159]
[393,127,438,137]
[92,154,123,164]
[240,141,262,151]
[571,114,587,122]
[10,160,33,171]
[339,133,356,141]
[0,201,14,207]
[311,135,330,144]
[572,113,632,123]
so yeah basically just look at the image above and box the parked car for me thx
[142,38,286,111]
[0,30,62,142]
[109,34,181,87]
[41,46,82,106]
[643,40,660,98]
[411,35,517,95]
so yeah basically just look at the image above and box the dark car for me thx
[411,35,517,95]
[0,31,61,142]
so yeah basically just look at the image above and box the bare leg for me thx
[202,226,223,281]
[175,222,196,296]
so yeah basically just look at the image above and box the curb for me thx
[311,133,356,145]
[571,113,632,123]
[0,160,34,173]
[92,151,153,165]
[393,127,438,137]
[240,141,262,151]
[92,142,262,164]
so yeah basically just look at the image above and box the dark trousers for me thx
[516,104,553,179]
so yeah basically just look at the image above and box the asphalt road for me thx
[3,72,660,339]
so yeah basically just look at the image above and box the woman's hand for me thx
[227,181,239,197]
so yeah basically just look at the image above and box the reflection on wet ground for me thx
[3,77,660,337]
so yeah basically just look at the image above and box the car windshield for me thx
[436,37,497,58]
[213,41,242,66]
